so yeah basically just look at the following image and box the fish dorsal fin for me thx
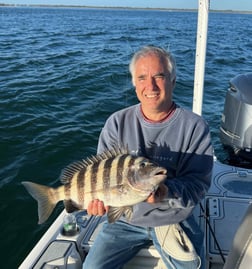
[60,146,128,184]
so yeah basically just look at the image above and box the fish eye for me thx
[139,161,146,168]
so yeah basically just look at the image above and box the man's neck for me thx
[141,102,176,123]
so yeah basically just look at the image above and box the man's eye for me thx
[155,75,165,80]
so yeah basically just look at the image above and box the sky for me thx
[2,0,252,12]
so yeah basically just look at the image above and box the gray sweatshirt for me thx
[97,103,213,227]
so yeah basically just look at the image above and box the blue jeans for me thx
[83,220,201,269]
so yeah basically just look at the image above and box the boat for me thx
[18,1,252,268]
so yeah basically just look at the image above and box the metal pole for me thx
[192,0,210,115]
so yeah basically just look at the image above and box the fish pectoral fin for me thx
[107,206,133,223]
[64,199,82,213]
[123,206,134,220]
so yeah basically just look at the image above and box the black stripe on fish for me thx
[128,155,136,167]
[116,154,129,185]
[77,167,86,205]
[125,155,137,183]
[90,161,100,200]
[103,158,114,199]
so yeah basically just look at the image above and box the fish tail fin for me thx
[22,181,58,224]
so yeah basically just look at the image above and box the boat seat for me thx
[223,202,252,269]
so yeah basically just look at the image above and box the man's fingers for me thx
[146,192,155,203]
[87,199,107,216]
[87,199,95,215]
[97,200,106,215]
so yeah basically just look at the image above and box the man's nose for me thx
[146,77,157,90]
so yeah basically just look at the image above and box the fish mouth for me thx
[152,167,167,181]
[153,167,167,176]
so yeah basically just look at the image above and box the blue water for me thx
[0,7,252,268]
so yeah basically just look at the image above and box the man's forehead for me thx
[135,58,168,74]
[136,53,167,65]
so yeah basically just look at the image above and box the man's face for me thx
[134,54,175,114]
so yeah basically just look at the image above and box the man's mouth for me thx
[145,93,159,98]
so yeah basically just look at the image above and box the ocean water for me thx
[0,7,252,268]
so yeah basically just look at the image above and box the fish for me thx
[22,147,167,224]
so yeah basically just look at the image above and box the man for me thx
[83,46,213,269]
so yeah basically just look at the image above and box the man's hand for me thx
[87,199,109,216]
[146,183,168,203]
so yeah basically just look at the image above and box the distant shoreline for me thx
[1,3,252,14]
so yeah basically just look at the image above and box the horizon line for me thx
[1,3,252,14]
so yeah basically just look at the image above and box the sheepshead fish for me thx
[22,147,167,224]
